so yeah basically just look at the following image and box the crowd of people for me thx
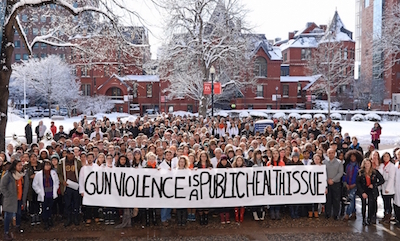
[0,113,395,240]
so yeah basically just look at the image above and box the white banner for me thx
[82,166,327,208]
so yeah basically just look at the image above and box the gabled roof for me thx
[280,75,321,83]
[253,38,282,61]
[302,75,323,90]
[320,11,354,43]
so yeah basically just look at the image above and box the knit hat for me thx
[291,152,300,159]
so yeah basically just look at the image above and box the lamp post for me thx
[275,86,278,109]
[210,65,216,117]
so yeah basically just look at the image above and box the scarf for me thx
[12,171,25,181]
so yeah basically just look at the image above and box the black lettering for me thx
[189,189,198,201]
[199,172,210,199]
[301,171,309,195]
[175,176,185,199]
[309,172,316,195]
[286,171,292,195]
[104,171,112,195]
[94,172,103,194]
[162,177,173,198]
[84,171,96,195]
[316,172,324,195]
[246,171,256,197]
[215,173,224,198]
[292,171,301,194]
[151,177,162,198]
[125,175,135,197]
[236,171,245,198]
[114,172,123,196]
[141,175,150,198]
[264,170,273,195]
[193,174,199,187]
[279,172,285,196]
[225,172,236,198]
[255,170,263,196]
[273,169,281,195]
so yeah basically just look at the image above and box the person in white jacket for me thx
[393,161,400,227]
[79,153,97,226]
[378,152,396,223]
[32,159,59,230]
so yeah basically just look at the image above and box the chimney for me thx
[275,37,282,43]
[320,25,327,31]
[288,32,295,40]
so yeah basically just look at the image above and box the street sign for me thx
[203,82,212,95]
[214,82,222,94]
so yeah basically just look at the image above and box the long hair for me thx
[360,159,373,176]
[116,155,130,167]
[9,160,22,173]
[232,156,245,168]
[380,152,391,164]
[198,150,212,168]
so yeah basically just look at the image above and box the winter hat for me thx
[133,148,141,155]
[220,155,228,161]
[291,152,300,159]
[39,149,49,157]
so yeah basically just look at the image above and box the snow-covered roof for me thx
[280,75,321,83]
[280,36,319,51]
[253,39,282,61]
[320,11,354,43]
[116,75,159,83]
[302,75,323,90]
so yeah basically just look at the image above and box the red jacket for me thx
[370,128,381,141]
[50,125,57,136]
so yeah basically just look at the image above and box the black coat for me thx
[25,124,33,144]
[356,169,385,199]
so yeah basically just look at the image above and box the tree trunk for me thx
[199,98,207,117]
[327,91,331,118]
[0,8,15,152]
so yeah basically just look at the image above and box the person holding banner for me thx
[232,156,246,223]
[143,152,158,227]
[309,154,324,218]
[217,155,232,224]
[356,159,385,226]
[267,148,286,220]
[57,148,82,227]
[324,148,344,220]
[287,152,303,219]
[176,156,189,226]
[195,151,213,225]
[159,149,173,227]
[79,153,98,226]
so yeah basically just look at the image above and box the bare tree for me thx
[0,0,145,151]
[306,39,355,116]
[156,0,256,116]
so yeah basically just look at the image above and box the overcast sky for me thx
[131,0,356,59]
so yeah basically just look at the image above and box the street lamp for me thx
[275,86,278,109]
[210,65,216,117]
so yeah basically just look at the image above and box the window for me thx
[41,28,47,35]
[33,28,38,35]
[32,15,38,22]
[297,83,302,97]
[33,54,39,59]
[146,84,153,98]
[33,43,39,49]
[14,41,20,48]
[81,66,89,77]
[283,52,287,62]
[301,48,311,60]
[41,53,46,58]
[59,54,65,60]
[72,67,77,76]
[187,105,193,113]
[23,54,29,60]
[344,48,348,60]
[280,65,289,76]
[82,84,91,96]
[365,0,369,8]
[256,85,264,97]
[41,43,47,48]
[283,85,289,97]
[41,16,46,22]
[254,57,267,77]
[110,87,122,99]
[22,15,28,22]
[15,54,21,61]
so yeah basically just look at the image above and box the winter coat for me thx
[25,124,33,144]
[228,126,239,138]
[57,157,82,195]
[378,162,396,195]
[32,170,59,201]
[25,162,44,201]
[356,169,384,199]
[394,164,400,206]
[349,143,364,155]
[0,171,29,213]
[370,127,381,141]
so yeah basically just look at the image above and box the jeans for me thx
[4,212,14,234]
[42,198,54,221]
[346,188,357,215]
[160,208,171,222]
[326,182,341,218]
[64,187,80,215]
[29,193,40,215]
[16,200,22,227]
[289,205,299,218]
[382,194,394,214]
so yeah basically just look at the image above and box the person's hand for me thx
[194,168,198,171]
[208,167,212,170]
[168,168,171,171]
[362,193,368,199]
[30,174,35,179]
[325,188,328,194]
[81,193,84,197]
[328,179,334,185]
[64,181,68,186]
[368,184,373,189]
[385,190,389,194]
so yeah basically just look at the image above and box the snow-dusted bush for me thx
[365,113,381,122]
[313,100,341,110]
[78,95,114,115]
[351,114,365,122]
[249,111,269,118]
[273,112,287,119]
[300,114,313,120]
[314,114,326,120]
[330,113,342,120]
[238,111,249,118]
[288,113,301,119]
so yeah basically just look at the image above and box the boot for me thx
[30,215,35,226]
[314,211,319,218]
[177,212,182,226]
[105,212,110,225]
[260,211,265,221]
[220,213,225,224]
[3,232,13,241]
[43,219,49,230]
[64,214,72,227]
[48,217,54,227]
[182,212,187,226]
[308,211,313,218]
[275,210,281,220]
[252,211,259,221]
[234,208,239,222]
[73,214,79,226]
[204,213,208,225]
[239,207,245,223]
[145,210,150,227]
[152,210,158,226]
[226,212,230,224]
[199,213,204,225]
[35,214,41,225]
[270,210,275,220]
[384,214,392,223]
[110,211,115,225]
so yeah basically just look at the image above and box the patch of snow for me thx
[249,111,269,118]
[239,111,250,118]
[300,114,313,120]
[313,100,341,110]
[273,112,287,119]
[330,113,342,120]
[172,111,195,117]
[288,113,301,119]
[314,113,326,120]
[365,113,381,122]
[351,114,365,122]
